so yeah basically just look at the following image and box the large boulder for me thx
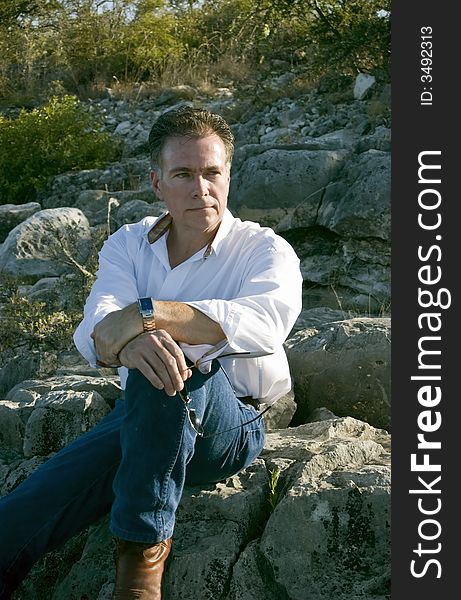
[0,202,41,243]
[283,228,391,311]
[0,402,25,452]
[114,198,164,227]
[263,389,297,430]
[317,150,390,241]
[0,207,91,277]
[353,73,376,100]
[229,147,349,228]
[1,381,113,458]
[0,352,58,397]
[285,317,391,430]
[7,375,122,408]
[228,143,390,311]
[10,416,390,600]
[1,456,49,497]
[233,418,390,600]
[275,149,390,241]
[39,158,151,209]
[0,354,42,398]
[22,389,111,457]
[292,306,351,334]
[74,189,160,226]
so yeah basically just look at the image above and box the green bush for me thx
[302,0,391,77]
[0,95,119,205]
[0,1,390,101]
[0,292,81,355]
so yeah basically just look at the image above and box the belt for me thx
[239,396,261,411]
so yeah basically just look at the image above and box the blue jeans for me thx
[0,362,265,597]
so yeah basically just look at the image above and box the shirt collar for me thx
[208,209,234,256]
[147,212,172,245]
[146,209,235,259]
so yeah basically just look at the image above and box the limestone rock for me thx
[0,207,91,277]
[39,158,151,209]
[154,85,198,106]
[356,126,391,153]
[230,420,390,599]
[0,202,41,243]
[317,150,390,241]
[51,519,115,600]
[283,228,391,310]
[263,389,297,430]
[285,318,391,430]
[229,148,349,228]
[7,375,122,408]
[3,388,41,405]
[255,465,390,600]
[11,417,390,600]
[114,198,164,227]
[292,307,350,334]
[74,188,157,226]
[23,389,111,457]
[354,73,376,100]
[0,351,59,397]
[229,143,390,311]
[0,402,25,452]
[0,354,41,397]
[1,455,49,497]
[273,149,390,242]
[163,461,269,599]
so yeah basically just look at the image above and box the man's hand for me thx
[118,330,192,396]
[91,299,226,369]
[92,303,142,366]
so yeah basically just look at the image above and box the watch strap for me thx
[137,297,156,333]
[142,315,156,333]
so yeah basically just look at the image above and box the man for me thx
[0,107,302,599]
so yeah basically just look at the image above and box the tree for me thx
[0,0,60,24]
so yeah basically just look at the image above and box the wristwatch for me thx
[137,297,156,333]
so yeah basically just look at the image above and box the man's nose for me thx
[192,175,209,197]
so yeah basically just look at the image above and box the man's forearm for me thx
[155,301,225,345]
[93,300,226,364]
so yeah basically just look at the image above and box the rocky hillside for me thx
[0,71,390,599]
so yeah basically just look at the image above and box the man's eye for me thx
[175,172,189,178]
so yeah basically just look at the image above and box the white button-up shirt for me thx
[73,209,302,405]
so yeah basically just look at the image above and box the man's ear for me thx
[150,169,162,199]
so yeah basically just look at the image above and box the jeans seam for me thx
[156,406,187,540]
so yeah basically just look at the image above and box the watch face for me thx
[139,297,154,314]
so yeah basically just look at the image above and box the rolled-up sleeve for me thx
[186,238,302,355]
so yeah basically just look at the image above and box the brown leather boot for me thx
[112,538,172,599]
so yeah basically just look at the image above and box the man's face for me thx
[150,134,231,236]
